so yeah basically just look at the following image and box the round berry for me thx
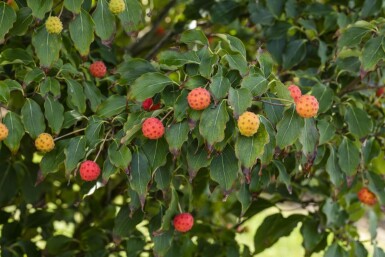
[142,117,164,140]
[0,123,9,141]
[142,98,161,111]
[35,133,55,153]
[237,112,260,137]
[89,61,107,78]
[79,160,101,181]
[288,84,302,102]
[187,87,211,110]
[173,213,194,233]
[357,187,377,206]
[109,0,125,14]
[295,95,319,118]
[45,16,63,34]
[376,87,384,97]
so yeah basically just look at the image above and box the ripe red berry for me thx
[89,61,107,78]
[142,98,161,111]
[357,187,377,206]
[295,95,319,118]
[187,87,211,110]
[288,84,302,102]
[173,213,194,232]
[142,117,165,139]
[79,161,101,181]
[376,87,384,97]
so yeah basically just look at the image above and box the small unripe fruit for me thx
[89,61,107,78]
[376,87,384,97]
[357,187,377,206]
[187,87,211,110]
[142,117,164,139]
[35,133,55,153]
[295,95,319,118]
[109,0,125,14]
[79,161,101,181]
[142,98,161,111]
[0,123,9,141]
[173,213,194,232]
[288,84,302,102]
[238,112,260,137]
[45,16,63,34]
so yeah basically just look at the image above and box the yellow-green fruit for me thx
[35,133,55,153]
[0,123,9,141]
[109,0,125,14]
[237,112,260,137]
[45,16,63,34]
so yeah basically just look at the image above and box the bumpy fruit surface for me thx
[295,95,319,118]
[173,213,194,232]
[89,61,107,78]
[142,117,164,139]
[142,98,161,111]
[288,84,302,102]
[238,112,260,137]
[109,0,125,14]
[35,133,55,152]
[187,87,211,110]
[357,187,377,206]
[376,87,384,97]
[79,161,101,181]
[0,123,9,141]
[45,16,63,34]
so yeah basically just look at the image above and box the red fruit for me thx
[187,87,211,110]
[142,117,164,139]
[295,95,319,118]
[288,84,302,102]
[173,213,194,232]
[142,98,161,111]
[79,161,101,181]
[89,61,107,78]
[357,187,377,206]
[376,87,384,97]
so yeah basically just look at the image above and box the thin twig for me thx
[54,128,86,141]
[145,30,175,60]
[257,100,288,107]
[94,130,112,162]
[160,109,174,122]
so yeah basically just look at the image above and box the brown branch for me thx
[144,30,175,60]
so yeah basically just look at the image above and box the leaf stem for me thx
[160,109,174,122]
[94,130,112,162]
[255,100,289,107]
[261,97,294,104]
[54,128,86,141]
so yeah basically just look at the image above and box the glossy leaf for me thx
[21,99,46,139]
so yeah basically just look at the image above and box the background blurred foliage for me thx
[1,0,385,256]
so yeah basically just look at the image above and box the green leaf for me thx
[301,219,327,255]
[84,81,104,112]
[368,209,377,240]
[326,146,344,186]
[32,27,61,67]
[0,81,10,104]
[69,9,95,56]
[9,7,33,36]
[40,140,67,175]
[40,77,61,97]
[153,230,174,256]
[154,164,172,190]
[345,107,373,138]
[24,68,45,85]
[337,137,360,176]
[374,246,385,257]
[361,0,382,18]
[165,121,189,155]
[44,95,64,135]
[210,146,239,191]
[199,47,219,78]
[254,213,304,254]
[240,74,268,96]
[64,0,84,13]
[312,84,334,113]
[129,72,173,101]
[228,87,252,118]
[102,159,119,180]
[64,136,87,174]
[266,0,285,17]
[96,95,126,118]
[324,243,348,257]
[66,79,86,114]
[260,116,276,165]
[283,39,306,69]
[351,241,368,257]
[0,2,16,41]
[338,24,373,47]
[0,48,34,65]
[85,116,105,149]
[3,112,25,154]
[210,72,231,101]
[142,138,169,171]
[46,235,74,255]
[118,0,143,33]
[236,183,251,216]
[27,0,52,19]
[299,118,319,155]
[199,100,229,146]
[21,99,46,139]
[272,160,291,191]
[180,29,209,46]
[235,123,269,169]
[117,58,156,84]
[362,36,385,71]
[276,107,304,149]
[158,50,200,67]
[108,141,132,169]
[113,206,144,237]
[263,94,284,126]
[130,150,151,205]
[225,53,248,76]
[216,34,246,57]
[159,188,179,231]
[317,117,336,145]
[187,144,211,179]
[92,0,115,40]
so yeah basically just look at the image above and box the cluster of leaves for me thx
[1,0,385,257]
